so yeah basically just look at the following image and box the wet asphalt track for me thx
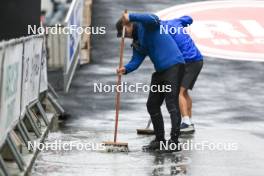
[31,0,264,175]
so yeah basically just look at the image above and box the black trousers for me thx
[146,64,184,141]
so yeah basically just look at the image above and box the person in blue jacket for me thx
[116,11,185,151]
[161,16,203,134]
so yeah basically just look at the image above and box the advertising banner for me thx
[64,0,83,73]
[30,37,43,101]
[40,39,48,93]
[21,38,43,115]
[0,42,23,139]
[0,47,6,146]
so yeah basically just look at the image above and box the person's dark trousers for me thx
[146,64,184,142]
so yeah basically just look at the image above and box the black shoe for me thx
[180,123,195,134]
[142,138,166,151]
[160,139,181,153]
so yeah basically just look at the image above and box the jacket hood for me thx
[179,16,193,27]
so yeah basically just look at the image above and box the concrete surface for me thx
[5,113,55,176]
[31,0,264,176]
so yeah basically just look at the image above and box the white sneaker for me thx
[180,123,195,134]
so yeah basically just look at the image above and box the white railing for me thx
[0,34,48,148]
[47,0,84,93]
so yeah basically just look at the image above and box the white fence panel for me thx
[0,35,46,147]
[0,42,23,139]
[30,38,43,101]
[40,40,48,93]
[0,47,6,146]
[21,38,43,115]
[21,40,33,115]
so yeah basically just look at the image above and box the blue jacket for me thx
[124,13,185,74]
[161,16,203,63]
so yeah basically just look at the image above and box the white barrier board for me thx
[21,38,43,115]
[0,42,23,136]
[0,48,6,146]
[30,38,43,101]
[40,40,48,93]
[21,40,33,115]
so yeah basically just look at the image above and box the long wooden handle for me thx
[114,26,126,142]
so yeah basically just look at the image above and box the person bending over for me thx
[116,11,185,151]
